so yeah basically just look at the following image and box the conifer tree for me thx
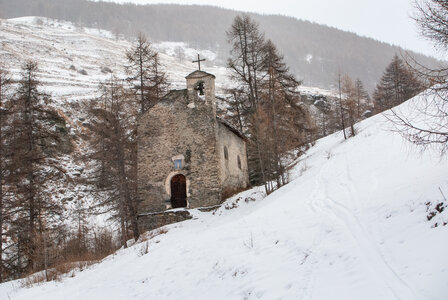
[373,55,424,112]
[7,61,67,275]
[227,15,269,187]
[227,15,315,191]
[125,33,169,114]
[87,78,140,245]
[261,40,314,190]
[0,64,10,282]
[227,15,266,112]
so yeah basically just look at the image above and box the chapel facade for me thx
[137,70,249,230]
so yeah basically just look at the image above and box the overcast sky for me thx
[95,0,440,58]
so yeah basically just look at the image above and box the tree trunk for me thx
[338,73,347,140]
[24,68,37,272]
[115,126,140,242]
[0,76,3,283]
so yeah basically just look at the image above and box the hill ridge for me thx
[0,0,441,91]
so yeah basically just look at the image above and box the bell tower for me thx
[186,70,216,116]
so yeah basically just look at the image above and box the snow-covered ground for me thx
[0,17,333,98]
[0,16,229,97]
[1,90,446,299]
[0,16,337,232]
[0,16,236,230]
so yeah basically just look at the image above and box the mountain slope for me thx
[1,92,447,299]
[0,16,334,233]
[0,0,441,90]
[0,16,230,99]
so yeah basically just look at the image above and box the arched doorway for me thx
[171,174,187,208]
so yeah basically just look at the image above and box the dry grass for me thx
[222,186,250,200]
[20,255,102,288]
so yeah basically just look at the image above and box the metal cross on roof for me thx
[192,54,206,71]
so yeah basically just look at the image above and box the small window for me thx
[224,146,228,160]
[237,155,241,170]
[174,159,182,170]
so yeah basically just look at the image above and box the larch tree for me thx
[7,61,67,276]
[87,78,140,246]
[337,72,348,140]
[125,33,169,114]
[261,40,314,191]
[222,88,246,134]
[227,14,269,187]
[341,74,357,137]
[354,78,371,118]
[227,14,267,112]
[0,64,11,282]
[123,33,167,240]
[373,55,424,113]
[227,15,315,191]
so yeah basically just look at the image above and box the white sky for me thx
[96,0,441,58]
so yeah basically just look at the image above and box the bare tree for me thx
[262,40,314,190]
[226,15,315,191]
[227,15,269,187]
[7,61,67,275]
[174,46,185,62]
[337,72,348,140]
[87,78,140,245]
[222,89,246,134]
[354,78,371,118]
[227,14,267,112]
[125,33,169,114]
[0,64,10,282]
[388,1,448,154]
[341,74,358,137]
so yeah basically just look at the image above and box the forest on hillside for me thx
[0,0,446,285]
[0,0,441,90]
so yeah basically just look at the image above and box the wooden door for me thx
[171,174,187,208]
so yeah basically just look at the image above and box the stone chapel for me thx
[137,70,249,230]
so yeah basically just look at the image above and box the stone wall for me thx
[138,88,222,214]
[138,210,193,232]
[137,71,249,233]
[216,122,249,197]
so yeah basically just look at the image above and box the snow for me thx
[0,16,335,240]
[0,16,333,97]
[0,16,237,231]
[0,17,229,99]
[306,53,313,63]
[1,89,447,299]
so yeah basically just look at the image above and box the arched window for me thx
[224,146,228,160]
[237,155,241,170]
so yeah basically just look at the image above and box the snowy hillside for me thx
[0,16,335,231]
[0,17,229,97]
[1,91,447,299]
[0,17,332,98]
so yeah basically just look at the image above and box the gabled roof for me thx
[185,70,216,79]
[216,117,247,141]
